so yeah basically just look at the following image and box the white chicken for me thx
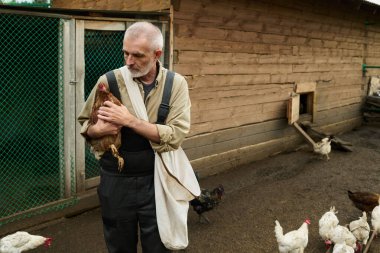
[349,211,370,251]
[319,206,339,247]
[313,136,333,160]
[274,219,310,253]
[332,242,355,253]
[0,231,52,253]
[371,199,380,235]
[328,225,357,250]
[363,201,380,253]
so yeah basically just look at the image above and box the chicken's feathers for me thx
[349,212,370,244]
[348,190,380,212]
[313,137,332,159]
[274,220,309,253]
[371,202,380,233]
[0,231,51,253]
[329,225,357,249]
[319,206,339,241]
[189,184,224,221]
[332,243,355,253]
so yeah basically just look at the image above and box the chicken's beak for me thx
[44,237,53,247]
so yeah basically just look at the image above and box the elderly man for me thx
[78,22,196,253]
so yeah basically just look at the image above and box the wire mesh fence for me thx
[84,30,125,179]
[0,12,76,226]
[0,9,170,226]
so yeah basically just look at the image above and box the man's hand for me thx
[87,118,121,139]
[96,101,160,143]
[97,101,137,127]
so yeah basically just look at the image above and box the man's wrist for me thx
[87,124,100,138]
[127,117,139,129]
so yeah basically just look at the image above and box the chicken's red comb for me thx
[44,237,53,248]
[98,83,107,91]
[304,219,311,224]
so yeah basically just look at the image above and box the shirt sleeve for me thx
[151,75,191,153]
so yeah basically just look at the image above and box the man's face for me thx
[122,36,160,78]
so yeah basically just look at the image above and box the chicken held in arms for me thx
[0,231,52,253]
[347,190,380,213]
[190,184,224,223]
[274,219,310,253]
[88,82,124,171]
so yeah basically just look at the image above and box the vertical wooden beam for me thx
[287,93,300,124]
[63,18,77,198]
[75,20,86,193]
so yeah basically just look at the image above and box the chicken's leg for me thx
[199,214,210,224]
[110,144,124,172]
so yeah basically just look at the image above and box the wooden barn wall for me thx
[52,0,170,11]
[173,0,380,176]
[51,0,380,177]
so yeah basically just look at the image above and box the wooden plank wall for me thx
[52,0,170,11]
[52,0,380,176]
[173,0,380,175]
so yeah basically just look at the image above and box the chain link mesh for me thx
[0,12,169,225]
[0,13,76,225]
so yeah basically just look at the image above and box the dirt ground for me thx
[28,123,380,253]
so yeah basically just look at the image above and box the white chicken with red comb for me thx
[274,218,310,253]
[0,231,52,253]
[319,206,339,249]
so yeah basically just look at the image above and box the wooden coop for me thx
[1,0,380,233]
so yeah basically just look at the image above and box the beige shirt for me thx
[77,62,191,154]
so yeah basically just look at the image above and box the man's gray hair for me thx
[124,21,164,51]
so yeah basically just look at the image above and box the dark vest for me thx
[99,127,155,176]
[99,68,174,176]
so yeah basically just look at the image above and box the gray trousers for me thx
[97,171,170,253]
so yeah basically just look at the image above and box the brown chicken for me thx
[348,190,380,213]
[88,82,124,171]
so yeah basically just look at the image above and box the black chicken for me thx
[190,184,224,223]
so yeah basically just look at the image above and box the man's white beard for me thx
[129,60,156,78]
